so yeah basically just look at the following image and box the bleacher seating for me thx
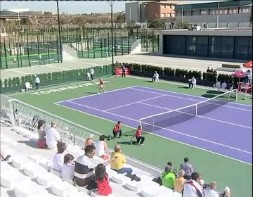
[1,124,182,197]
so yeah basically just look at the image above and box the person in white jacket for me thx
[45,122,60,150]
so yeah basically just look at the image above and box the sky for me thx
[0,1,228,14]
[0,1,129,14]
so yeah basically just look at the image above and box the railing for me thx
[0,94,162,177]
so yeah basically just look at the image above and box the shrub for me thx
[164,68,175,76]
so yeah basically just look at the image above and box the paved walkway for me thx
[1,53,242,80]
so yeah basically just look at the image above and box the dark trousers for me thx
[189,82,193,88]
[113,130,122,138]
[90,74,94,80]
[136,136,145,144]
[35,83,39,90]
[122,72,126,77]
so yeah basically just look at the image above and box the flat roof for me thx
[160,29,252,36]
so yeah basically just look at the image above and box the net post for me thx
[152,117,154,133]
[195,104,198,116]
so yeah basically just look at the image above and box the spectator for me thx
[180,157,194,180]
[167,161,172,167]
[207,67,211,73]
[87,72,91,81]
[90,67,95,81]
[95,135,110,161]
[74,145,97,188]
[25,82,32,92]
[35,75,40,90]
[220,187,231,197]
[221,81,227,91]
[95,163,112,196]
[189,76,196,89]
[110,144,133,175]
[61,153,75,181]
[245,69,251,83]
[174,169,185,193]
[121,65,126,77]
[52,141,67,173]
[45,122,61,150]
[37,119,47,149]
[160,165,176,189]
[152,71,159,82]
[204,181,219,197]
[210,68,214,72]
[112,121,122,138]
[213,80,221,91]
[85,137,94,148]
[183,172,204,197]
[135,125,145,145]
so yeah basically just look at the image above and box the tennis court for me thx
[57,86,252,164]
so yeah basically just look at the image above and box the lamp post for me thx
[216,1,220,29]
[108,1,114,66]
[56,0,63,63]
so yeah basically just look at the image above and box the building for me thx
[159,29,252,60]
[125,2,142,23]
[144,2,175,20]
[175,0,252,28]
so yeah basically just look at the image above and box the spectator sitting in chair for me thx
[94,135,110,161]
[188,76,196,89]
[221,81,227,91]
[183,172,204,197]
[160,165,176,189]
[180,157,194,180]
[45,122,61,150]
[110,144,133,175]
[152,71,159,82]
[25,82,32,92]
[206,67,211,73]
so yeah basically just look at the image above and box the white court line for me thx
[7,69,32,75]
[104,95,165,112]
[56,86,135,104]
[63,100,251,155]
[132,86,252,112]
[133,84,252,108]
[140,102,251,129]
[44,65,72,70]
[55,102,251,165]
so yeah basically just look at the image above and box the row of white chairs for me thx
[1,125,181,197]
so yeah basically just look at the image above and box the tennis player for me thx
[112,121,122,138]
[135,126,145,145]
[98,78,105,93]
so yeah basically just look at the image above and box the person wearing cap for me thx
[160,165,176,189]
[183,172,204,197]
[204,181,219,197]
[152,71,159,82]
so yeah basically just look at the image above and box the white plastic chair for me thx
[25,82,32,91]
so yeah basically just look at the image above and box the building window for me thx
[210,9,216,15]
[162,5,166,8]
[161,13,166,17]
[233,8,238,14]
[201,10,208,15]
[224,9,228,14]
[229,9,233,14]
[219,10,223,15]
[242,8,250,13]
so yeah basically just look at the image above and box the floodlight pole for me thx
[216,1,220,29]
[56,0,63,63]
[108,1,114,66]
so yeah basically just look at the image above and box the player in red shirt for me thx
[135,126,145,145]
[98,78,105,93]
[112,121,122,138]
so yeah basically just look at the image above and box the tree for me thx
[147,19,164,29]
[115,13,125,23]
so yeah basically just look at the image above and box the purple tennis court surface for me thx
[57,86,252,164]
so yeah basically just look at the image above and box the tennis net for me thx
[139,89,237,133]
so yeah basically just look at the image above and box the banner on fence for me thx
[115,67,130,76]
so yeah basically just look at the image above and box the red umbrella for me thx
[232,70,246,78]
[243,61,252,68]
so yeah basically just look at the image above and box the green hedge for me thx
[122,63,232,86]
[0,65,113,93]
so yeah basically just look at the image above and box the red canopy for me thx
[243,61,252,68]
[232,70,246,78]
